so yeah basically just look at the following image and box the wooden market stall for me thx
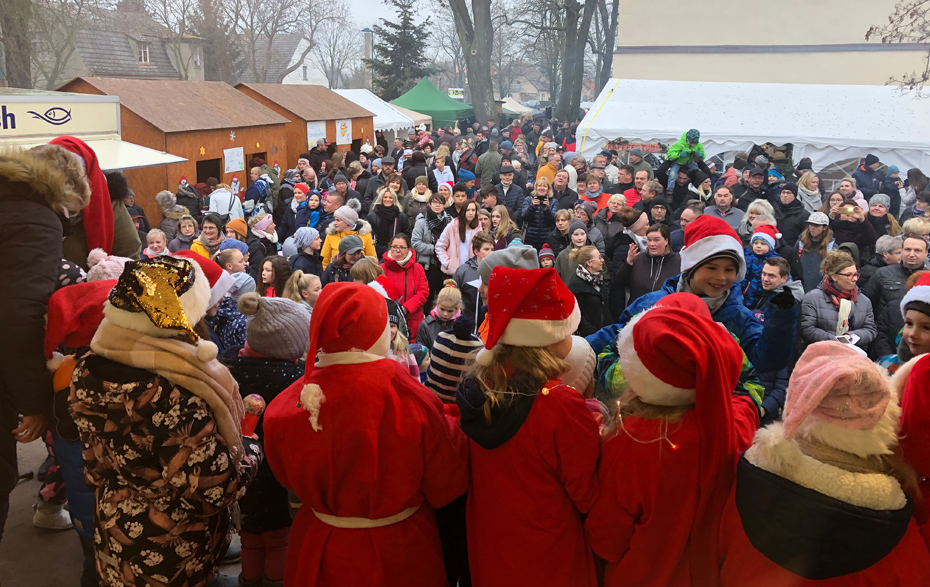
[59,77,290,221]
[236,83,374,157]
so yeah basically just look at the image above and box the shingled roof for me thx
[237,34,304,84]
[236,83,374,121]
[59,78,289,133]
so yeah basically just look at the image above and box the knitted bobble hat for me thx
[238,292,311,361]
[560,335,596,393]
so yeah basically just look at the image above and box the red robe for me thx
[465,382,600,587]
[264,357,468,586]
[585,395,757,586]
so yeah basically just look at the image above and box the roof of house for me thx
[236,83,373,121]
[237,34,304,84]
[59,77,289,132]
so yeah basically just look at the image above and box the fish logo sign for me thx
[26,107,72,126]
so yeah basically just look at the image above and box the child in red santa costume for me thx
[456,266,601,587]
[262,282,468,586]
[718,340,930,585]
[585,292,758,587]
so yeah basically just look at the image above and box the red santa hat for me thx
[900,271,930,316]
[898,354,930,522]
[750,224,780,251]
[49,136,114,253]
[44,279,116,367]
[679,214,747,282]
[476,267,580,366]
[172,250,235,308]
[616,291,746,581]
[299,282,391,431]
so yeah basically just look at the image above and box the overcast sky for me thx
[346,0,429,29]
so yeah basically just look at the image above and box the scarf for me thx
[91,319,245,462]
[822,277,857,307]
[797,184,822,211]
[427,208,450,239]
[252,227,279,245]
[198,232,224,257]
[585,189,602,201]
[624,227,648,252]
[575,262,603,292]
[375,204,400,245]
[291,197,307,213]
[394,250,413,267]
[679,274,729,314]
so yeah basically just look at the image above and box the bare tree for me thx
[0,0,34,87]
[867,0,930,92]
[29,0,103,89]
[146,0,198,79]
[312,0,360,88]
[587,0,618,92]
[430,14,467,90]
[490,0,523,100]
[447,0,497,123]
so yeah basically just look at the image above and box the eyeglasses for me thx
[390,245,408,251]
[837,271,859,279]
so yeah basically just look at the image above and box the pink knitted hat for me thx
[782,341,890,438]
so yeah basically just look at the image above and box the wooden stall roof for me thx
[59,77,289,133]
[236,83,374,121]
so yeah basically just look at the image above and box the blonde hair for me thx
[471,344,569,423]
[283,270,320,303]
[349,257,383,283]
[821,249,855,278]
[554,209,574,223]
[902,217,930,239]
[392,328,410,361]
[746,199,775,218]
[436,279,463,308]
[570,244,598,263]
[374,186,401,209]
[146,228,166,242]
[487,205,518,241]
[608,194,627,207]
[435,144,451,159]
[798,171,819,191]
[841,176,857,188]
[250,166,262,176]
[248,212,268,229]
[533,176,552,197]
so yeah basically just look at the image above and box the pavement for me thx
[0,438,241,587]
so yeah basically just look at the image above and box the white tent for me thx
[577,79,930,171]
[393,104,432,128]
[0,89,185,170]
[333,88,414,132]
[502,97,533,118]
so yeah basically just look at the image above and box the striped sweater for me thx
[425,330,484,403]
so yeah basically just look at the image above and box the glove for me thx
[770,289,797,310]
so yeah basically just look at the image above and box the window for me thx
[138,42,150,64]
[302,65,308,81]
[193,46,202,68]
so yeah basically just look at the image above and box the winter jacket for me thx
[380,251,430,341]
[851,164,882,198]
[898,203,927,224]
[587,275,799,374]
[628,157,654,180]
[456,377,600,587]
[321,220,376,268]
[859,253,887,291]
[64,196,142,270]
[175,183,204,223]
[403,189,432,220]
[551,187,579,211]
[221,347,304,535]
[354,169,373,205]
[584,224,607,255]
[168,231,197,253]
[156,205,189,242]
[402,162,429,191]
[496,182,526,218]
[207,187,244,221]
[244,176,274,217]
[830,218,877,255]
[289,250,324,277]
[520,195,556,250]
[705,205,745,230]
[321,261,352,286]
[666,131,705,165]
[797,237,837,292]
[452,256,483,326]
[719,432,930,586]
[71,352,261,586]
[863,262,923,357]
[773,198,809,250]
[592,208,624,244]
[246,232,278,275]
[610,251,681,319]
[475,150,503,189]
[411,212,450,272]
[264,358,468,587]
[435,219,476,276]
[367,207,411,258]
[546,229,573,259]
[741,248,782,309]
[569,274,612,336]
[799,285,875,351]
[277,200,315,241]
[416,313,455,351]
[364,172,407,213]
[0,148,83,419]
[206,296,248,353]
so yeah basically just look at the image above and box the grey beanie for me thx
[237,293,311,361]
[629,147,643,158]
[478,245,540,285]
[869,193,891,211]
[334,205,359,227]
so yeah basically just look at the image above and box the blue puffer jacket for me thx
[741,248,780,309]
[585,274,798,373]
[520,195,555,250]
[757,367,788,427]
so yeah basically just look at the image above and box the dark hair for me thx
[480,185,498,200]
[713,185,732,197]
[391,232,411,248]
[411,151,426,165]
[428,193,446,206]
[765,256,791,277]
[471,231,495,251]
[620,164,635,176]
[917,190,930,205]
[202,212,226,232]
[646,224,671,239]
[489,140,499,151]
[452,182,469,194]
[260,255,292,297]
[684,200,706,214]
[458,201,480,242]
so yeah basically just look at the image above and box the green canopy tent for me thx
[390,78,474,129]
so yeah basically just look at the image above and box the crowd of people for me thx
[2,122,930,587]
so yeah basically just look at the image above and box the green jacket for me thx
[666,132,706,165]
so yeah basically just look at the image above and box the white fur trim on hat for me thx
[617,310,695,406]
[680,233,747,282]
[900,285,930,317]
[300,383,326,432]
[209,271,236,309]
[498,299,581,347]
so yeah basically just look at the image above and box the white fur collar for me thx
[746,422,906,511]
[315,351,388,368]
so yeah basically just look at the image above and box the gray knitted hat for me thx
[478,245,540,285]
[237,292,311,361]
[869,193,891,211]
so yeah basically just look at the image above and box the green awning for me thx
[390,78,474,128]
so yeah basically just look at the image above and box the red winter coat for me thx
[585,395,757,587]
[457,379,601,587]
[263,357,469,587]
[380,250,429,341]
[718,423,930,586]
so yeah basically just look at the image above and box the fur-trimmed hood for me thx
[164,205,190,221]
[325,219,372,237]
[407,188,433,203]
[0,147,90,215]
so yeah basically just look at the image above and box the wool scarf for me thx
[427,208,450,239]
[797,184,822,212]
[197,232,224,257]
[822,277,857,307]
[375,204,400,245]
[91,319,245,462]
[575,263,603,291]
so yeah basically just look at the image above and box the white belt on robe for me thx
[311,505,419,528]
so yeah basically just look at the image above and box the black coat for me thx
[246,232,277,275]
[546,229,572,258]
[551,187,579,211]
[569,276,611,336]
[367,207,411,258]
[289,250,324,277]
[175,184,204,224]
[773,198,809,250]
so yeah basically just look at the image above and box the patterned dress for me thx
[70,353,261,587]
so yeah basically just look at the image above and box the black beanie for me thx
[865,154,880,167]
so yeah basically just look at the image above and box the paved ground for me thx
[0,439,241,587]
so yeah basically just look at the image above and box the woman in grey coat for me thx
[412,193,452,303]
[799,249,876,354]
